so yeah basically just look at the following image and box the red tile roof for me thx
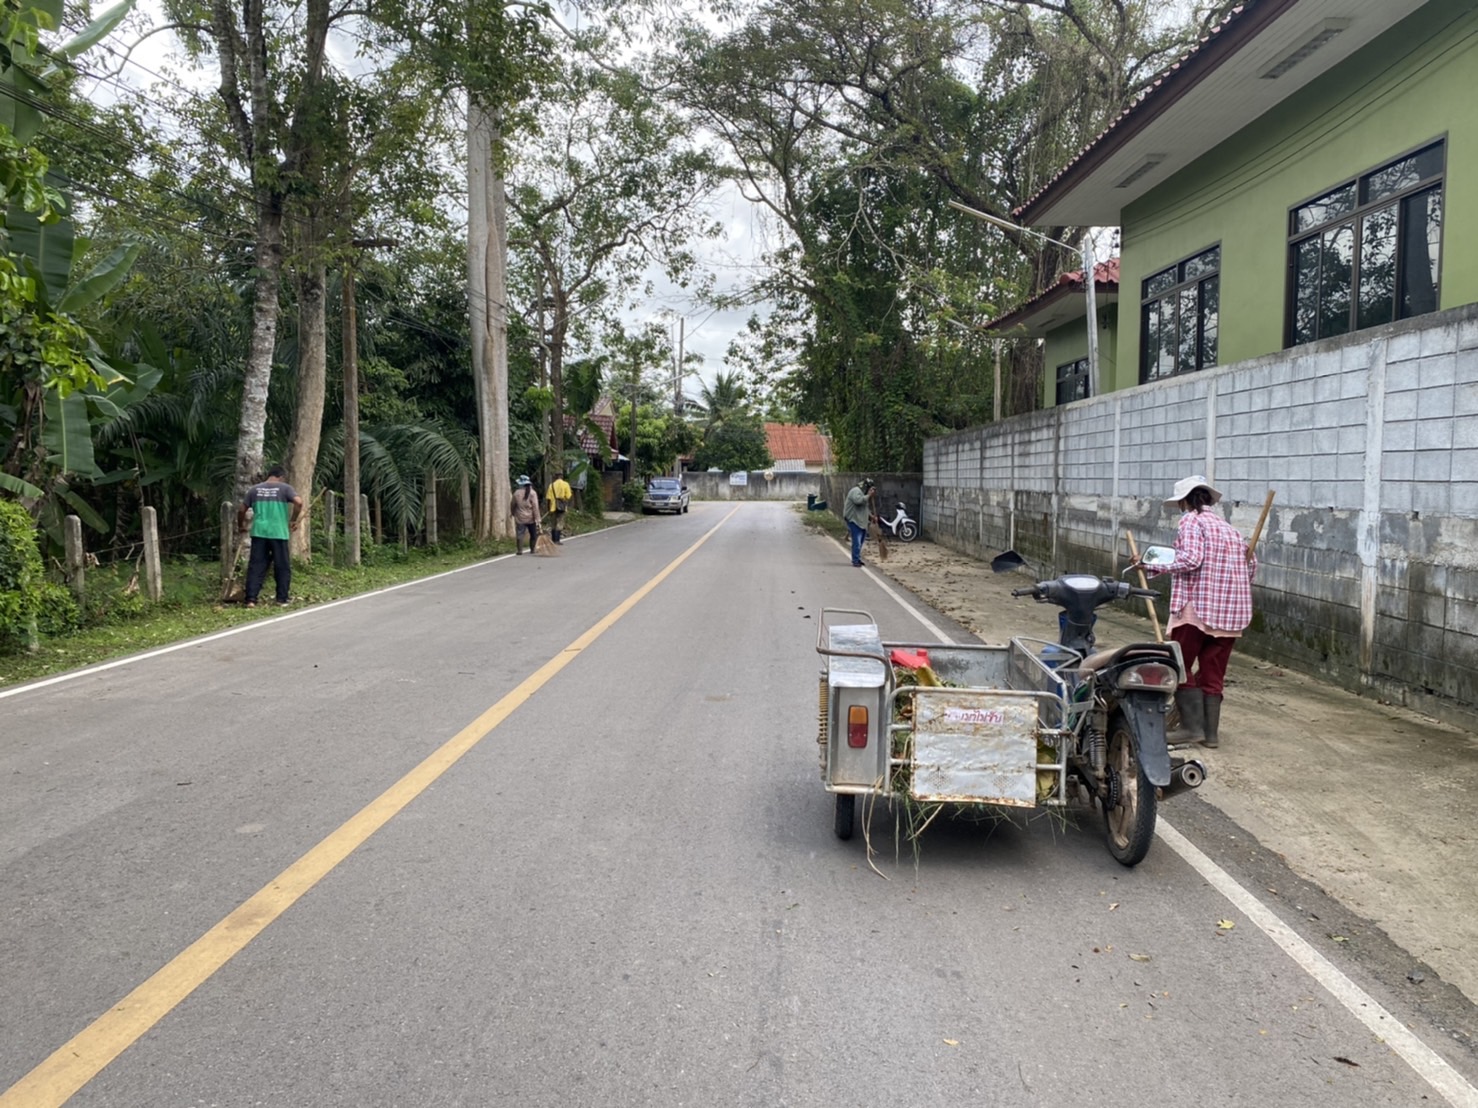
[566,412,617,457]
[763,423,830,466]
[985,258,1120,333]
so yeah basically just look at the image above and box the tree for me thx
[1,0,155,531]
[691,417,769,473]
[379,0,553,541]
[160,0,334,504]
[660,0,1238,467]
[508,56,722,489]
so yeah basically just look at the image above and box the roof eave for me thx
[1014,0,1301,228]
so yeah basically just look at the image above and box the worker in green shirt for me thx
[237,465,304,608]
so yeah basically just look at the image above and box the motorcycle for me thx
[992,550,1206,865]
[875,499,919,543]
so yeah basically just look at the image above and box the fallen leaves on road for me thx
[1217,919,1236,931]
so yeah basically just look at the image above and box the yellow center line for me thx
[2,506,740,1107]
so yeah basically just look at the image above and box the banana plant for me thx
[1,0,147,529]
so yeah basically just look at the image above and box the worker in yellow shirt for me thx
[546,469,574,544]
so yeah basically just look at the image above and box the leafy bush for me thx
[0,500,43,650]
[35,582,81,635]
[620,481,645,512]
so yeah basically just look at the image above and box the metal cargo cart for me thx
[816,607,1080,841]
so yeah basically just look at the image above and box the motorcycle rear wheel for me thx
[898,520,918,542]
[1101,712,1157,866]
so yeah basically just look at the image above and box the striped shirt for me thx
[1152,509,1257,633]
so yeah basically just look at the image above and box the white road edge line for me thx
[1155,821,1478,1108]
[0,552,521,702]
[876,550,1478,1106]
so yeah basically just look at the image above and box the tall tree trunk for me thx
[286,254,327,560]
[232,193,285,500]
[550,290,566,481]
[467,96,511,540]
[343,264,362,565]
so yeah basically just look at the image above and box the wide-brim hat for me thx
[1165,474,1221,505]
[516,475,531,486]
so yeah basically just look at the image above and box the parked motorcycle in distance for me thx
[875,499,919,543]
[994,551,1204,866]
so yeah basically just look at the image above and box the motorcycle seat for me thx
[1078,642,1179,674]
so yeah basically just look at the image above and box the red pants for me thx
[1170,624,1237,697]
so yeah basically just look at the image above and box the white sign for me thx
[729,471,749,486]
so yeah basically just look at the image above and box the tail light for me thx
[847,705,869,748]
[1118,662,1178,691]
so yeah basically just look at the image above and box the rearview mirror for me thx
[1139,545,1175,567]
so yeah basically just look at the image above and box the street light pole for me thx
[949,199,1100,400]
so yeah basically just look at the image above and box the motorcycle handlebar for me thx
[1127,587,1159,599]
[1011,587,1039,598]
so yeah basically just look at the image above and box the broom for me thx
[869,489,887,561]
[533,516,559,556]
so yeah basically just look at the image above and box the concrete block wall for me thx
[923,302,1478,729]
[683,471,821,501]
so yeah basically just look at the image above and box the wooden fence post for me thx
[459,473,472,537]
[220,501,236,587]
[425,472,438,546]
[63,514,85,601]
[324,490,337,564]
[360,494,372,551]
[141,506,163,601]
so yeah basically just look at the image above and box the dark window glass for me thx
[1292,238,1320,345]
[1287,142,1443,346]
[1319,226,1354,339]
[1357,203,1398,330]
[1056,358,1090,404]
[1177,287,1198,372]
[1401,187,1442,318]
[1294,183,1356,234]
[1157,297,1178,376]
[1140,245,1219,383]
[1200,276,1220,368]
[1144,269,1175,298]
[1182,248,1220,281]
[1363,143,1443,205]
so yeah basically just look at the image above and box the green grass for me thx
[0,515,615,690]
[794,503,846,538]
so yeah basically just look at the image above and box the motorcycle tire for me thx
[1101,712,1157,866]
[898,520,919,542]
[834,793,856,840]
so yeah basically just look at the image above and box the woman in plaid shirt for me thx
[1147,475,1257,749]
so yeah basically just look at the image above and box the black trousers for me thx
[246,536,291,602]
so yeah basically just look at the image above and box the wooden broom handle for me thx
[1124,530,1163,643]
[1247,490,1275,560]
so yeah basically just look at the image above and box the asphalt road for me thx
[3,502,1476,1107]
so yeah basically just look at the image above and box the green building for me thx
[997,0,1475,406]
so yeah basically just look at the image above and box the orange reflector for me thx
[847,705,868,748]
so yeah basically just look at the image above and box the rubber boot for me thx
[1201,694,1222,749]
[1168,687,1206,745]
[553,528,562,545]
